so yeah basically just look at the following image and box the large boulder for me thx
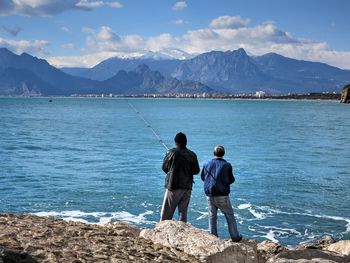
[325,240,350,256]
[139,220,258,263]
[257,240,288,263]
[266,249,350,263]
[340,84,350,103]
[0,213,199,262]
[297,235,337,250]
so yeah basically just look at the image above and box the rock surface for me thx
[340,84,350,103]
[257,240,288,263]
[0,213,199,262]
[266,249,350,263]
[297,235,337,250]
[140,220,258,263]
[325,240,350,256]
[1,213,350,263]
[0,246,38,263]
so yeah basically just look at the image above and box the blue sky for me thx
[1,0,350,69]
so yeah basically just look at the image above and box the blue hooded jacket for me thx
[201,158,235,196]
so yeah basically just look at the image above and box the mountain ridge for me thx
[61,48,350,94]
[0,48,210,96]
[1,47,350,95]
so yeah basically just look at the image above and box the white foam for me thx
[237,203,268,220]
[248,208,267,220]
[263,209,350,234]
[264,230,279,243]
[238,203,251,210]
[259,225,302,236]
[196,211,208,220]
[240,203,350,234]
[32,210,156,225]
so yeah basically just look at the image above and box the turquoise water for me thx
[0,97,349,246]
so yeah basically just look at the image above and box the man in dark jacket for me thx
[160,132,200,222]
[201,145,242,242]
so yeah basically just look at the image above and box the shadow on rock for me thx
[0,246,38,263]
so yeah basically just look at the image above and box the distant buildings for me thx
[255,91,266,98]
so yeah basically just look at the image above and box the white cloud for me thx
[0,0,122,16]
[84,26,144,53]
[172,19,187,25]
[61,26,71,33]
[53,22,350,69]
[10,15,347,70]
[76,0,104,9]
[147,33,177,51]
[76,0,123,9]
[172,1,187,11]
[0,37,49,56]
[107,1,122,8]
[96,26,120,41]
[209,16,250,29]
[61,43,75,49]
[48,51,146,68]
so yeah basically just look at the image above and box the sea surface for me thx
[0,97,349,246]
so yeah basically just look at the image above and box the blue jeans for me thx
[207,195,241,241]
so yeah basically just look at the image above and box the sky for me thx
[1,0,350,69]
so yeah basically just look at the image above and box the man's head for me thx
[174,132,187,148]
[213,145,225,157]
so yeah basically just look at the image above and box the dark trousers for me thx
[160,189,192,222]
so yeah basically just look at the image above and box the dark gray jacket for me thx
[162,147,200,190]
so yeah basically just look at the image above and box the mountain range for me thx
[1,47,350,96]
[0,48,210,96]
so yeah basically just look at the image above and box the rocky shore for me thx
[1,213,350,263]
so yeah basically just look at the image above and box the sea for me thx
[0,97,349,247]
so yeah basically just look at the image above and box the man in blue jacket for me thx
[161,132,200,222]
[201,145,242,242]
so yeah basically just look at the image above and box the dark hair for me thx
[174,132,187,147]
[213,145,225,157]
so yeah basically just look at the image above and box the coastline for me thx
[0,92,342,101]
[1,213,349,262]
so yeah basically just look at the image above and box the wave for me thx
[264,229,279,243]
[195,211,208,220]
[236,200,350,244]
[237,200,350,234]
[237,203,269,220]
[32,210,156,225]
[264,207,350,234]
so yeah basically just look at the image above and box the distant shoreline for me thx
[0,93,342,101]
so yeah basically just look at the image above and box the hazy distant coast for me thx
[0,92,341,101]
[69,92,342,100]
[1,47,349,97]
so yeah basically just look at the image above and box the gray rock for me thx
[257,240,288,262]
[340,84,350,103]
[139,220,258,263]
[0,213,199,262]
[266,249,350,263]
[325,240,350,256]
[297,235,337,250]
[0,246,38,263]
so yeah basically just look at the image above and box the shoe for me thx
[232,235,243,242]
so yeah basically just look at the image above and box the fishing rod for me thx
[126,99,169,151]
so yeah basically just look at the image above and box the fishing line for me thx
[126,99,169,151]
